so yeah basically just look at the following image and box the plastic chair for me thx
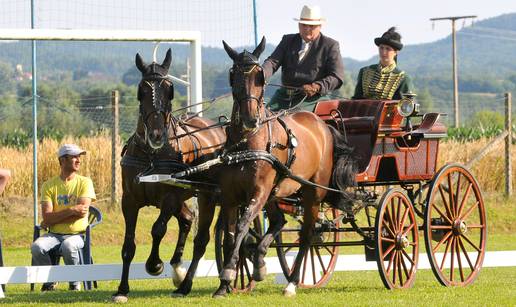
[30,206,103,291]
[0,236,4,292]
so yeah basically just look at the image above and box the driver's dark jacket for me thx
[262,33,344,96]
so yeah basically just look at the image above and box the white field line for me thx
[0,251,514,285]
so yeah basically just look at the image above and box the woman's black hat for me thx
[374,27,403,51]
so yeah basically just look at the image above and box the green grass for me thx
[1,192,515,305]
[1,267,515,306]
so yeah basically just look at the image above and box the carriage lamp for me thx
[398,93,419,133]
[397,93,420,117]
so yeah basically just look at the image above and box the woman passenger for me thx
[353,27,414,100]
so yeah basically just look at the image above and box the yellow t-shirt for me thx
[40,175,96,234]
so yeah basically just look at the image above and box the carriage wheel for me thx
[214,215,263,293]
[375,188,419,289]
[424,163,487,287]
[275,204,339,288]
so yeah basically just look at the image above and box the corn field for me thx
[0,136,514,200]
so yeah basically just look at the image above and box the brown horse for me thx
[213,38,356,297]
[112,49,226,302]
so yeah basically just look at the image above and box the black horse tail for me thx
[328,125,357,192]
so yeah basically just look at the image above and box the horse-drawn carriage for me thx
[113,43,486,301]
[210,97,486,291]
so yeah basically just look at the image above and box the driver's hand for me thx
[302,83,321,97]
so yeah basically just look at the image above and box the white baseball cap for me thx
[58,144,86,158]
[294,5,325,25]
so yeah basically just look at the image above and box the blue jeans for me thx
[31,232,84,288]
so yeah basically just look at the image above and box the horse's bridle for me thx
[137,71,174,145]
[230,63,266,130]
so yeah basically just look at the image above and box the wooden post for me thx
[505,92,512,197]
[111,90,120,205]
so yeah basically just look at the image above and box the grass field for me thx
[1,267,515,306]
[0,137,515,304]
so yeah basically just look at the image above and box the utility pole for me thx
[430,15,476,128]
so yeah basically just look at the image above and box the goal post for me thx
[0,28,203,226]
[0,28,203,113]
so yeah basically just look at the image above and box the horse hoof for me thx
[145,261,164,276]
[172,263,187,287]
[283,282,296,298]
[212,291,228,299]
[252,265,267,281]
[170,291,186,298]
[112,294,128,303]
[220,269,236,281]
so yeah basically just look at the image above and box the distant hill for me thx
[0,13,515,99]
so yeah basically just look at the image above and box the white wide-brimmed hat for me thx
[294,5,325,25]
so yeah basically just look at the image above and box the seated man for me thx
[31,144,96,291]
[262,5,344,112]
[0,168,11,195]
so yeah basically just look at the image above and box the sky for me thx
[0,0,514,61]
[256,0,516,60]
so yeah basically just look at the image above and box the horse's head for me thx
[135,48,174,150]
[223,37,266,132]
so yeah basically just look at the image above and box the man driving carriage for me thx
[263,5,345,112]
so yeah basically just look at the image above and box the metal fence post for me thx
[505,92,512,197]
[111,90,120,205]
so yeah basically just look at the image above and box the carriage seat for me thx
[314,100,388,172]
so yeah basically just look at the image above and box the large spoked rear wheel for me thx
[375,188,419,289]
[214,215,263,292]
[275,204,339,288]
[424,163,487,286]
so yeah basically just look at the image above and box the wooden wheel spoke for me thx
[323,245,334,255]
[454,172,462,216]
[461,233,482,253]
[315,247,328,275]
[439,235,453,271]
[384,210,397,238]
[457,237,475,271]
[438,184,454,220]
[401,248,416,266]
[447,173,456,218]
[400,251,410,283]
[430,225,453,230]
[381,237,396,243]
[284,246,294,254]
[396,197,402,229]
[383,243,396,259]
[390,199,398,232]
[386,247,397,274]
[301,249,308,283]
[466,224,485,229]
[457,183,472,218]
[455,238,465,282]
[384,200,396,232]
[449,236,456,282]
[397,252,404,286]
[402,223,416,236]
[399,204,409,231]
[392,252,399,285]
[433,230,453,253]
[431,203,454,225]
[310,247,317,284]
[461,201,479,221]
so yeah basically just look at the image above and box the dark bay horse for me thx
[213,38,355,297]
[112,49,226,302]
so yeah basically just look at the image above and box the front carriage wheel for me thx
[214,215,263,292]
[275,204,339,288]
[375,188,419,289]
[424,163,487,287]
